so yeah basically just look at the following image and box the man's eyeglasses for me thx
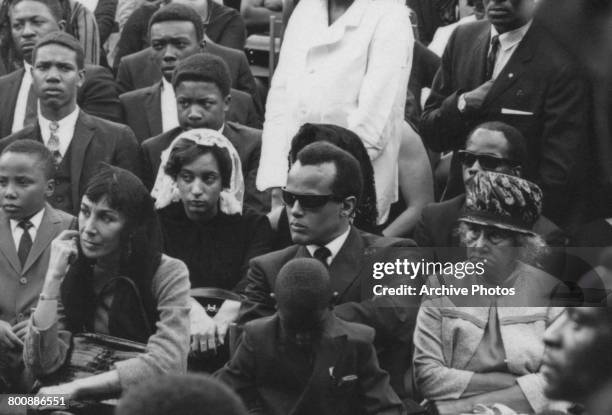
[281,188,342,209]
[457,150,520,171]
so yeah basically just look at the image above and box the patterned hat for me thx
[459,171,543,235]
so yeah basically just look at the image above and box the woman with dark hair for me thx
[151,129,272,362]
[267,123,378,250]
[25,164,190,399]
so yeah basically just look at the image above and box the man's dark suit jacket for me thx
[238,227,425,395]
[216,314,405,415]
[115,46,260,113]
[141,122,270,214]
[0,112,141,215]
[420,21,589,226]
[0,65,121,138]
[120,82,261,142]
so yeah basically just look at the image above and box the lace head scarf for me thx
[151,128,244,214]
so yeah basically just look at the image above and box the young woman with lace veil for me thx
[151,128,273,371]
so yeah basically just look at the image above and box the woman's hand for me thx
[191,315,223,354]
[46,230,79,282]
[38,381,81,401]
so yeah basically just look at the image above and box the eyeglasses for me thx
[457,150,520,171]
[464,224,515,245]
[281,188,342,209]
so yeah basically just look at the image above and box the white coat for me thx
[256,0,414,222]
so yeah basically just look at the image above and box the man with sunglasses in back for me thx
[237,141,425,401]
[415,121,559,263]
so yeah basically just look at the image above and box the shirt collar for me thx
[490,20,532,51]
[9,207,45,234]
[38,105,80,135]
[23,61,32,73]
[161,76,173,92]
[306,226,351,265]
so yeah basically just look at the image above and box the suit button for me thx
[17,313,24,320]
[19,277,28,285]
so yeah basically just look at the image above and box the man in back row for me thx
[0,0,121,138]
[0,32,140,216]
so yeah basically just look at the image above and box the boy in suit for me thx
[217,258,405,415]
[0,139,75,392]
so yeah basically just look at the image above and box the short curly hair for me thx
[32,31,84,69]
[164,138,232,188]
[148,3,204,43]
[296,141,363,205]
[171,52,231,97]
[9,0,63,23]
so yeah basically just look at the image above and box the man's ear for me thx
[44,179,55,198]
[77,68,85,88]
[223,94,231,113]
[340,196,357,218]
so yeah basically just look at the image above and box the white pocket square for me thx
[501,108,534,115]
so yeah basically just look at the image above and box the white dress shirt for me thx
[160,77,179,132]
[10,208,45,249]
[38,106,80,157]
[256,0,413,223]
[11,62,34,133]
[490,21,532,79]
[306,226,351,266]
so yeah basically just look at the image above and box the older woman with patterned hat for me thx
[413,170,566,415]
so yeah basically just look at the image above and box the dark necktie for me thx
[23,85,38,128]
[486,35,500,80]
[17,220,33,267]
[313,246,331,267]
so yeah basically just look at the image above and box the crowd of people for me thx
[0,0,610,414]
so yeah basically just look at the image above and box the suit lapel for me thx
[70,113,95,212]
[328,228,364,300]
[484,25,537,105]
[0,69,26,136]
[289,318,344,415]
[146,83,163,135]
[0,213,20,274]
[473,25,491,84]
[22,205,60,274]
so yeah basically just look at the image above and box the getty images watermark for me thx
[370,259,518,297]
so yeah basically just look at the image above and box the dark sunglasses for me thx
[281,188,342,209]
[457,150,520,171]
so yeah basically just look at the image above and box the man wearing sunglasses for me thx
[415,121,559,262]
[420,0,589,227]
[238,141,424,398]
